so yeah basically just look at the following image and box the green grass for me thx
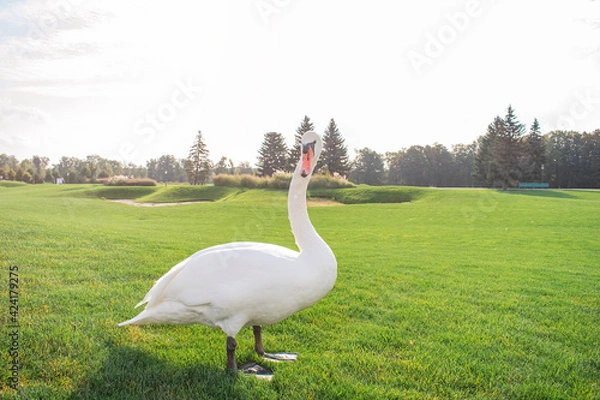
[309,185,425,204]
[0,180,27,188]
[135,185,241,203]
[0,184,599,399]
[76,185,159,200]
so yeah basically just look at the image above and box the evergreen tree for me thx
[493,105,526,189]
[474,106,527,188]
[185,131,213,185]
[321,118,350,177]
[287,116,314,172]
[257,132,288,177]
[522,118,546,181]
[475,116,503,186]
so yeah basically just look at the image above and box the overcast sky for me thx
[0,0,599,166]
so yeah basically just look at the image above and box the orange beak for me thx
[300,146,314,178]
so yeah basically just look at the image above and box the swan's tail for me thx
[118,310,149,326]
[118,300,198,326]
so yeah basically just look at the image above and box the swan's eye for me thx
[302,140,316,154]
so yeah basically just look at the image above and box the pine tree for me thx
[257,132,288,177]
[321,118,350,177]
[493,105,526,190]
[185,131,212,185]
[287,116,314,172]
[523,118,546,181]
[475,116,503,186]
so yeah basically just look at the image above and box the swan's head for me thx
[299,131,322,178]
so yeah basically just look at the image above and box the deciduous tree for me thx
[349,148,385,185]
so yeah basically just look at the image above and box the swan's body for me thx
[119,131,337,369]
[121,241,335,333]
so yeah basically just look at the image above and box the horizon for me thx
[2,115,599,168]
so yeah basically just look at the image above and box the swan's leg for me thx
[226,336,237,370]
[253,325,298,362]
[253,325,265,356]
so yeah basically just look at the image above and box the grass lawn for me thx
[0,183,598,399]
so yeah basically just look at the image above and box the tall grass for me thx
[104,178,157,186]
[213,173,354,190]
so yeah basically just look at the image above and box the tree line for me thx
[1,107,599,188]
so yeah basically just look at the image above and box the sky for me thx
[0,0,599,167]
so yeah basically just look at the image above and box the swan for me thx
[119,131,337,370]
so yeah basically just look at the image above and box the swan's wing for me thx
[135,257,189,308]
[136,242,298,309]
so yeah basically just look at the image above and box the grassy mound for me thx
[77,185,159,200]
[310,185,426,204]
[75,183,426,205]
[136,185,240,203]
[0,180,27,188]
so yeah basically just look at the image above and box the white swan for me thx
[119,131,337,370]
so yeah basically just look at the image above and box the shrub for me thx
[105,178,157,187]
[268,174,292,189]
[239,175,261,188]
[213,173,353,190]
[212,174,240,187]
[95,178,110,185]
[308,173,354,189]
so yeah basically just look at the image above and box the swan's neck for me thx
[288,171,330,258]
